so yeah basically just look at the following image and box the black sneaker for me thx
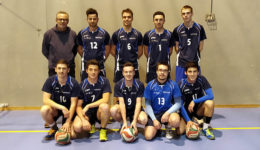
[45,128,58,140]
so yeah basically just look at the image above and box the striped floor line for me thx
[1,127,260,133]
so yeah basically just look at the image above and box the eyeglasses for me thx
[57,18,68,22]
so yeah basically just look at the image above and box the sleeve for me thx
[137,82,145,97]
[143,32,149,46]
[145,98,156,121]
[76,30,83,46]
[114,82,123,97]
[167,97,181,114]
[111,31,118,45]
[42,32,50,59]
[169,31,175,47]
[144,83,152,100]
[72,32,78,56]
[137,31,143,45]
[180,100,191,122]
[172,27,179,44]
[200,25,207,41]
[193,88,214,104]
[103,78,112,93]
[104,30,110,45]
[71,81,81,97]
[78,82,84,100]
[42,78,52,94]
[172,81,182,99]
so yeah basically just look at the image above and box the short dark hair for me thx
[153,11,165,19]
[123,62,134,70]
[56,59,69,68]
[185,62,199,71]
[86,59,99,70]
[181,5,193,13]
[86,8,98,17]
[156,61,169,71]
[122,8,133,17]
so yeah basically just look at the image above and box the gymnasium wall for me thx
[0,0,259,106]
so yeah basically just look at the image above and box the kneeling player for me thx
[178,62,215,140]
[40,59,80,140]
[144,62,182,140]
[72,59,111,141]
[110,62,148,135]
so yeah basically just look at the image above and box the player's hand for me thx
[153,119,161,130]
[82,105,89,116]
[161,112,170,123]
[61,122,71,133]
[186,121,193,129]
[120,123,128,134]
[188,101,195,113]
[62,107,70,118]
[130,122,138,135]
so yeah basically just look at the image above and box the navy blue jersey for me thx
[42,75,80,109]
[114,78,144,111]
[143,29,174,74]
[179,75,211,110]
[144,79,182,114]
[77,27,110,70]
[79,76,111,107]
[112,28,142,71]
[173,22,206,67]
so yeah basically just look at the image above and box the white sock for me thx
[203,123,209,130]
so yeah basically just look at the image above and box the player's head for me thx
[122,8,133,27]
[156,61,169,82]
[56,11,69,31]
[185,62,199,83]
[86,59,100,80]
[55,59,70,78]
[122,62,135,81]
[181,5,193,23]
[86,8,99,28]
[153,11,165,30]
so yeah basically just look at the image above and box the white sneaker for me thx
[165,125,173,139]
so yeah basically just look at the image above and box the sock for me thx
[204,116,212,124]
[49,122,57,130]
[203,123,209,130]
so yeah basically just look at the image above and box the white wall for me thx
[0,0,259,106]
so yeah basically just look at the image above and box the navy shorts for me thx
[146,111,167,126]
[85,108,101,125]
[54,109,76,125]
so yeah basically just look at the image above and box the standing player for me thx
[110,62,148,135]
[40,59,80,140]
[144,62,182,140]
[72,59,111,142]
[173,5,207,83]
[77,8,110,81]
[178,62,215,140]
[42,11,77,78]
[111,8,143,83]
[143,11,174,83]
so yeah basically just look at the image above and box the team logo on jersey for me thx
[131,92,137,94]
[181,31,185,34]
[163,91,170,94]
[195,87,200,90]
[83,35,91,39]
[129,37,136,40]
[184,89,190,92]
[161,39,168,42]
[62,92,71,94]
[151,37,156,40]
[95,36,103,39]
[120,36,125,38]
[94,89,101,91]
[191,33,198,36]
